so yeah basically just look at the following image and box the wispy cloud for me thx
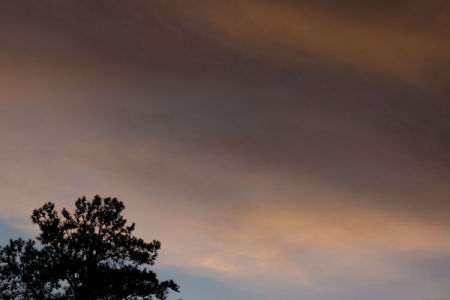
[145,0,450,86]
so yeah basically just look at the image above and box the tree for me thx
[0,196,179,300]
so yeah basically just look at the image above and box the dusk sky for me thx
[1,1,450,299]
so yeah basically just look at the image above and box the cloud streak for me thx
[145,0,450,86]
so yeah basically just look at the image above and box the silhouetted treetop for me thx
[0,195,179,300]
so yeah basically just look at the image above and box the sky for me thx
[1,1,450,299]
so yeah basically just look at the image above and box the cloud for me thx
[148,199,450,298]
[3,0,450,88]
[144,0,450,86]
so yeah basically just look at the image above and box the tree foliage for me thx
[0,196,179,300]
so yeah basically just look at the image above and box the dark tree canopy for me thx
[0,196,179,300]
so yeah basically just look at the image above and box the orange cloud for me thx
[146,0,450,86]
[146,200,450,291]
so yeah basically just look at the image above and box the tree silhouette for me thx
[0,196,179,300]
